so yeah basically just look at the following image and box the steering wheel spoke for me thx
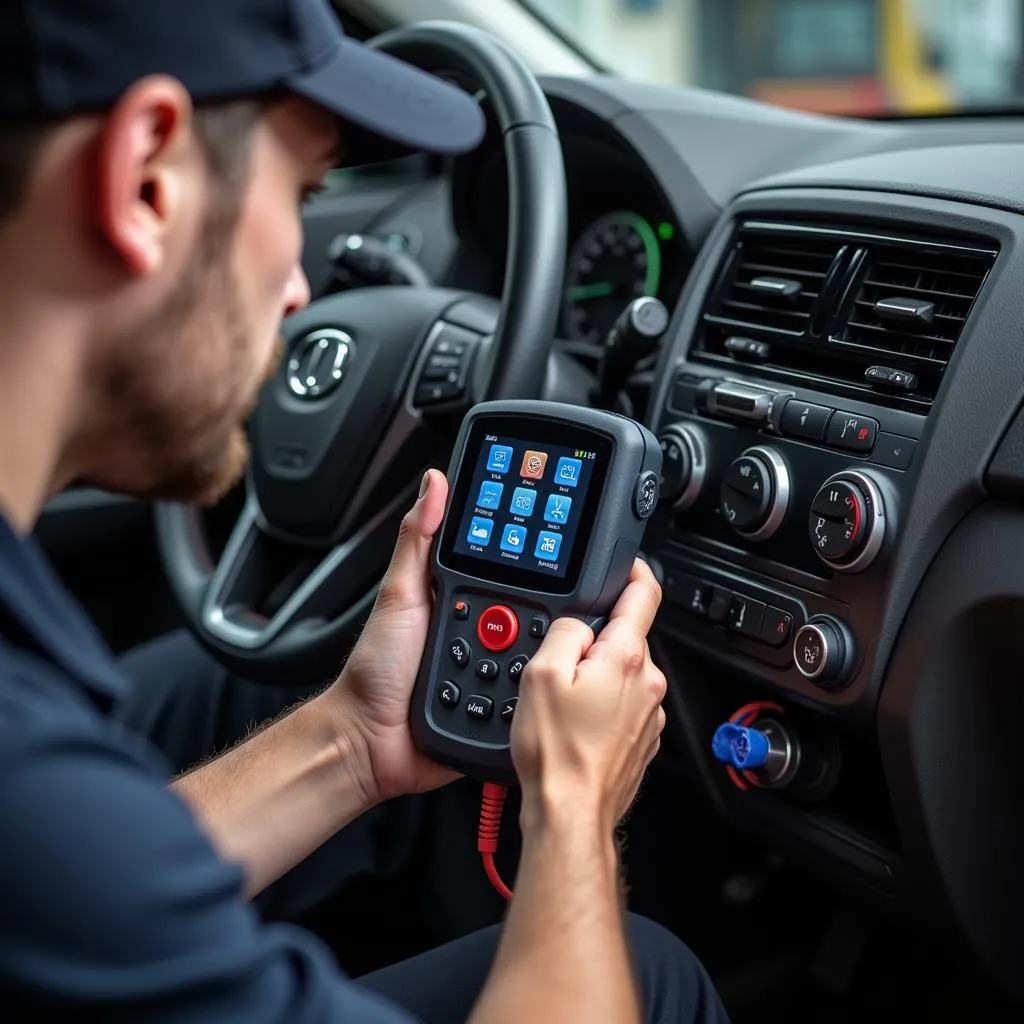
[200,488,413,653]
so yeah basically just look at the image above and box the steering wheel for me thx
[155,22,567,685]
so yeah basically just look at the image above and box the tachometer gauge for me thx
[563,211,662,344]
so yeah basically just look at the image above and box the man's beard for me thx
[87,198,284,507]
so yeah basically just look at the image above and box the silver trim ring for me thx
[660,423,707,511]
[794,623,831,680]
[735,445,791,542]
[814,470,886,573]
[287,329,354,399]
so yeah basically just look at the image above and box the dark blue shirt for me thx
[0,514,413,1021]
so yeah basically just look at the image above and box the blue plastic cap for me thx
[711,723,770,770]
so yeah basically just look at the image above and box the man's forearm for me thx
[171,691,377,897]
[470,815,641,1024]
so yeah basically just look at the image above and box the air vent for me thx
[832,241,993,399]
[704,221,846,338]
[696,219,996,407]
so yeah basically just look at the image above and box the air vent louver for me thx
[834,242,992,396]
[698,220,996,407]
[705,222,844,337]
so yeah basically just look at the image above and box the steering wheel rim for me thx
[155,21,567,685]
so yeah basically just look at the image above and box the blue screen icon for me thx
[510,487,537,517]
[543,493,572,524]
[476,481,504,510]
[467,517,494,547]
[555,457,583,488]
[535,531,563,561]
[487,445,514,474]
[500,523,527,554]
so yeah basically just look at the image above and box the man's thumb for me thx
[379,469,448,603]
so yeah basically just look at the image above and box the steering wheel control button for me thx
[725,596,766,639]
[452,599,470,621]
[499,697,518,723]
[507,654,530,684]
[465,695,494,721]
[809,472,886,572]
[475,659,499,681]
[793,617,856,690]
[781,400,833,441]
[761,607,794,647]
[437,681,461,708]
[448,637,472,668]
[477,605,519,652]
[527,615,548,639]
[827,411,879,453]
[634,471,660,519]
[413,323,481,409]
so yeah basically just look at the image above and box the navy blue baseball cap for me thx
[0,0,486,166]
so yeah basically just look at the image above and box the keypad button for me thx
[500,697,518,722]
[477,605,519,652]
[448,637,471,667]
[452,599,470,621]
[528,616,548,639]
[465,695,494,720]
[475,659,499,681]
[507,654,530,684]
[437,681,461,707]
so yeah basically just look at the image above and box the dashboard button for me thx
[477,605,519,652]
[676,575,710,616]
[827,412,878,453]
[871,432,917,471]
[726,596,765,638]
[708,588,731,624]
[781,400,832,441]
[761,608,794,647]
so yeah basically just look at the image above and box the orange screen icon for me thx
[520,450,548,480]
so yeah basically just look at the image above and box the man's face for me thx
[89,95,337,506]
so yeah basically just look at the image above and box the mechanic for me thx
[0,1,729,1022]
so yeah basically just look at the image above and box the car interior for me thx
[41,1,1022,1020]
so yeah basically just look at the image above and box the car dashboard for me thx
[454,76,1024,1000]
[304,74,1024,999]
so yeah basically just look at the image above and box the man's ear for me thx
[94,75,195,276]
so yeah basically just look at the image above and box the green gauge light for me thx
[658,222,675,241]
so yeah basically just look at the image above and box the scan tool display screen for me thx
[440,416,613,594]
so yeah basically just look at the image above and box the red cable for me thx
[478,782,513,900]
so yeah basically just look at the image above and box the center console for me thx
[643,201,999,893]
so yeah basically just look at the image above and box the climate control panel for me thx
[720,446,791,541]
[808,471,886,572]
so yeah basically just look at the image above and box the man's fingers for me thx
[607,559,662,635]
[377,470,448,608]
[527,617,595,685]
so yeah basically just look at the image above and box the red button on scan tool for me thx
[477,605,519,652]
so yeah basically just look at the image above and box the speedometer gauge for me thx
[562,211,662,344]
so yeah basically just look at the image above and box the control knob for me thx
[657,423,707,510]
[720,446,791,541]
[793,616,857,690]
[808,471,885,572]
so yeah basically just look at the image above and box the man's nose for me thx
[283,265,311,319]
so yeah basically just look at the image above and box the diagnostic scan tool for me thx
[410,400,662,783]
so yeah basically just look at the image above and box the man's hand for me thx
[511,558,667,836]
[324,469,458,805]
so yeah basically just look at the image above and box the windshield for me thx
[523,0,1024,117]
